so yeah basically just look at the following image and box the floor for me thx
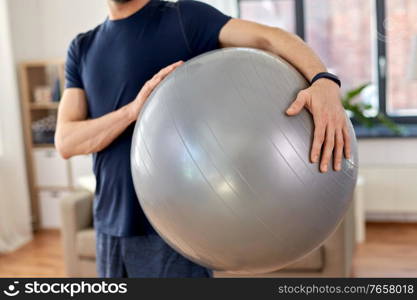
[0,230,65,278]
[0,223,417,278]
[352,223,417,277]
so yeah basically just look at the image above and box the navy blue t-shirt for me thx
[65,0,231,237]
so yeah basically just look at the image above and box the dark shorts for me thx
[96,231,212,278]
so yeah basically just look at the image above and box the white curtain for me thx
[167,0,239,18]
[198,0,239,17]
[0,0,33,253]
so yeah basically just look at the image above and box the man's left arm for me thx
[219,19,351,173]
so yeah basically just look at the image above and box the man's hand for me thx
[286,79,351,173]
[219,19,354,173]
[127,61,184,122]
[56,61,183,159]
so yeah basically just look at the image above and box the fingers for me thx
[286,91,308,116]
[139,80,157,100]
[311,116,325,164]
[320,127,335,173]
[320,127,349,173]
[155,61,184,79]
[313,123,350,173]
[298,84,351,173]
[138,61,183,100]
[333,129,344,171]
[342,125,352,159]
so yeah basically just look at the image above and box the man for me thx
[56,0,350,278]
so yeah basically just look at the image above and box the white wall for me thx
[6,0,105,229]
[358,139,417,221]
[200,0,238,17]
[7,0,108,61]
[0,0,32,252]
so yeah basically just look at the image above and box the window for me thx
[238,0,417,126]
[385,0,417,116]
[239,0,296,33]
[305,0,378,116]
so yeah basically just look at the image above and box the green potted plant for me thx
[342,83,404,135]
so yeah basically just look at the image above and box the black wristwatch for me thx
[310,72,341,88]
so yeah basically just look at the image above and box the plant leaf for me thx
[342,82,403,135]
[343,82,371,104]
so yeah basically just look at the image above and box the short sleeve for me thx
[178,0,231,56]
[65,35,84,89]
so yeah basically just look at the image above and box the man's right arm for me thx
[55,61,182,159]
